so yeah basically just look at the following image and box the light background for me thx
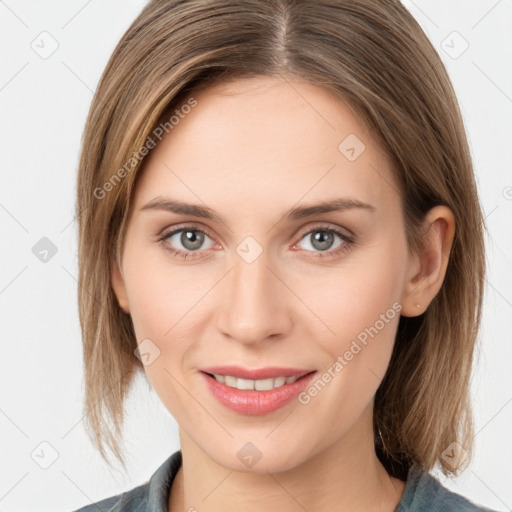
[0,0,511,511]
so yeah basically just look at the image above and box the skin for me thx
[111,75,455,512]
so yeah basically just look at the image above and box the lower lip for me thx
[201,371,316,415]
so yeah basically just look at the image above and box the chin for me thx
[200,437,312,475]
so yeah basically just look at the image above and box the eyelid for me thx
[157,222,216,241]
[294,222,355,243]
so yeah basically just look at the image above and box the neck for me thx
[169,407,405,512]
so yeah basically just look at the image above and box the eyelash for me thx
[157,223,355,261]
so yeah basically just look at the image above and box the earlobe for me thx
[111,258,130,314]
[401,206,455,317]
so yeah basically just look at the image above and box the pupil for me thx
[313,231,333,251]
[182,230,203,250]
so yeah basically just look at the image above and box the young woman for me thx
[71,1,498,511]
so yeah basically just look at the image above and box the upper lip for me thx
[200,366,316,380]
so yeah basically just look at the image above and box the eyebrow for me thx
[140,196,376,223]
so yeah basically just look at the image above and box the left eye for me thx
[297,227,351,253]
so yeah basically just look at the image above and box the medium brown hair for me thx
[76,0,486,477]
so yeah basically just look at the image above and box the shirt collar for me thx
[148,449,182,511]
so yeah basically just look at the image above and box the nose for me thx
[215,250,293,346]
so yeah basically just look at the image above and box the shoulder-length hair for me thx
[76,0,485,476]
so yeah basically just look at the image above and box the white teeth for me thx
[255,378,274,391]
[237,378,255,390]
[224,375,237,387]
[273,376,286,388]
[212,374,299,390]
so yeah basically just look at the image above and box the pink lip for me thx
[200,370,317,415]
[200,365,314,380]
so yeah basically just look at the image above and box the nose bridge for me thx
[216,246,291,344]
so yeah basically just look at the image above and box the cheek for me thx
[293,238,406,410]
[121,249,200,417]
[121,248,218,408]
[295,237,406,342]
[123,245,210,340]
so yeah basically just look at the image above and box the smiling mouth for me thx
[202,371,316,391]
[201,369,318,415]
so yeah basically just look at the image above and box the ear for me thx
[400,205,455,317]
[111,257,130,314]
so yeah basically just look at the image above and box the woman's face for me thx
[113,75,415,472]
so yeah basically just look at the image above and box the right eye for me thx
[158,225,216,259]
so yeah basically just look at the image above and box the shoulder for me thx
[69,482,148,512]
[68,450,182,512]
[396,463,500,512]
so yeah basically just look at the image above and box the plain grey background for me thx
[0,1,511,511]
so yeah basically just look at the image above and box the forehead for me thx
[132,75,400,221]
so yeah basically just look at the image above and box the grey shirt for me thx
[71,450,499,511]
